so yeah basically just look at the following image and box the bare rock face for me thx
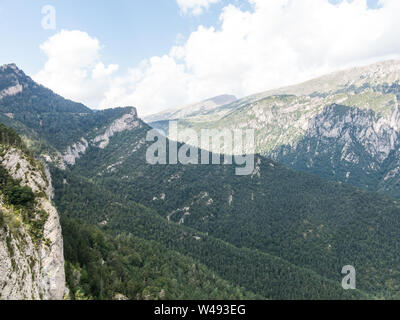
[93,108,139,149]
[0,220,43,300]
[0,148,66,300]
[59,107,139,168]
[0,84,23,100]
[0,64,24,101]
[62,138,89,166]
[272,104,400,195]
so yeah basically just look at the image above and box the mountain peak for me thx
[256,59,400,98]
[208,94,237,105]
[0,63,30,90]
[124,106,138,117]
[0,63,25,76]
[144,94,237,123]
[0,63,18,69]
[0,64,27,100]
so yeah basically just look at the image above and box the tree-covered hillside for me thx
[62,216,260,300]
[53,168,366,300]
[53,120,400,299]
[2,63,400,300]
[0,64,135,152]
[0,122,259,300]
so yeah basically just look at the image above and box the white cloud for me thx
[34,30,118,107]
[176,0,221,15]
[35,0,400,117]
[98,55,192,114]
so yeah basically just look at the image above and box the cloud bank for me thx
[34,30,118,108]
[34,0,400,116]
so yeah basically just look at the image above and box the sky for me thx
[0,0,399,116]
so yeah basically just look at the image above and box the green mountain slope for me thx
[59,123,400,299]
[2,63,399,300]
[0,64,137,155]
[52,168,366,300]
[62,216,260,300]
[0,122,258,300]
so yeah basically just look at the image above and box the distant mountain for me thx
[0,63,139,167]
[144,94,237,123]
[152,60,400,199]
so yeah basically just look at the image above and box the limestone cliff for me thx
[57,107,140,168]
[0,147,65,300]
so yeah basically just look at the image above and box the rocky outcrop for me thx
[273,104,400,194]
[0,148,66,300]
[62,138,89,166]
[93,108,139,149]
[0,84,23,100]
[306,104,400,163]
[0,64,25,101]
[60,108,140,168]
[0,215,43,300]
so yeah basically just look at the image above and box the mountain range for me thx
[1,62,400,299]
[144,94,237,123]
[148,60,400,199]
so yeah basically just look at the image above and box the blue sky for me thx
[0,0,396,116]
[0,0,380,74]
[0,0,251,74]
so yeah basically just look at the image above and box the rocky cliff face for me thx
[272,104,400,193]
[59,107,140,168]
[0,64,25,95]
[0,147,65,300]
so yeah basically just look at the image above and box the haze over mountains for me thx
[144,94,237,123]
[2,61,400,300]
[148,60,400,199]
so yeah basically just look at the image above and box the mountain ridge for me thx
[144,94,237,123]
[147,59,400,199]
[0,124,65,300]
